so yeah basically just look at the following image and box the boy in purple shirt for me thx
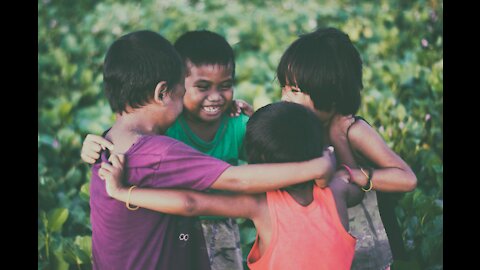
[91,30,334,270]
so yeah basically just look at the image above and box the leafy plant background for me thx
[38,0,443,269]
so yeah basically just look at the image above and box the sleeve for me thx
[146,141,231,190]
[237,114,249,162]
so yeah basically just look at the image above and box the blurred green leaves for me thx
[39,0,442,269]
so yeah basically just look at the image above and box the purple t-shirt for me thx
[90,135,231,270]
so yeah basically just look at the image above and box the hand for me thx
[80,134,114,164]
[333,168,351,184]
[98,154,126,198]
[229,99,254,117]
[314,146,336,188]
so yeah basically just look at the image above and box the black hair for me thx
[103,30,183,114]
[276,27,363,115]
[174,30,235,78]
[245,101,325,165]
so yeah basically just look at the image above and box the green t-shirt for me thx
[166,113,249,165]
[166,113,249,220]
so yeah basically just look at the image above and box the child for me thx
[82,30,259,270]
[276,27,417,269]
[169,30,246,269]
[99,101,364,270]
[89,30,334,270]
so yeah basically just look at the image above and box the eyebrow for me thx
[194,79,212,84]
[194,78,233,84]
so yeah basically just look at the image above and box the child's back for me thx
[248,182,356,270]
[242,102,363,270]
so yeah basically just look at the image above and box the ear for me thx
[153,81,168,104]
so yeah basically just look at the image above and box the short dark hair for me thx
[245,101,325,165]
[103,30,183,114]
[276,27,363,115]
[174,30,235,78]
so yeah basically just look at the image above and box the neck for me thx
[285,181,314,206]
[114,111,165,136]
[183,112,223,142]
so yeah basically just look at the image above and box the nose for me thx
[207,92,222,102]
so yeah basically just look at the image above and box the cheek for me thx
[281,91,291,101]
[183,89,204,109]
[222,90,234,102]
[303,96,316,110]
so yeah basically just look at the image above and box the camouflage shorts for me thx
[348,191,393,270]
[201,218,243,270]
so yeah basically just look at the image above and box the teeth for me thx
[203,106,220,113]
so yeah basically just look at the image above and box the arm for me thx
[328,174,364,231]
[314,146,335,188]
[331,170,364,207]
[80,134,114,164]
[211,147,335,193]
[343,120,417,192]
[99,154,261,219]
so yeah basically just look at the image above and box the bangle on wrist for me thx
[126,185,140,210]
[360,167,373,192]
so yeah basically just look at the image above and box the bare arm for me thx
[211,148,335,193]
[346,120,417,192]
[98,154,261,219]
[328,175,364,230]
[331,170,364,207]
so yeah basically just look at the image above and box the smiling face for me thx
[183,62,234,123]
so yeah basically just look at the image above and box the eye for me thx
[196,84,209,91]
[291,88,301,93]
[220,83,233,91]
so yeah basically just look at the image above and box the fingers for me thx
[81,152,98,164]
[81,145,101,164]
[98,167,106,180]
[108,154,125,168]
[101,161,114,172]
[98,161,115,179]
[85,134,114,151]
[81,134,115,164]
[229,100,241,117]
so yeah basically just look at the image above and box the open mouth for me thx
[201,105,223,115]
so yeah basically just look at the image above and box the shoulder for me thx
[165,118,183,138]
[128,135,179,155]
[227,113,249,127]
[347,117,379,145]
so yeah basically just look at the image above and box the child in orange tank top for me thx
[99,101,364,270]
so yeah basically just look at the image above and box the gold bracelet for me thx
[361,179,373,192]
[126,185,139,210]
[360,167,373,192]
[360,167,369,180]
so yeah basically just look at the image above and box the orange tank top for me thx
[247,185,356,270]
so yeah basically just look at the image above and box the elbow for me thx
[224,176,251,193]
[404,173,417,192]
[183,195,200,216]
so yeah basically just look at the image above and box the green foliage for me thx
[39,0,442,269]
